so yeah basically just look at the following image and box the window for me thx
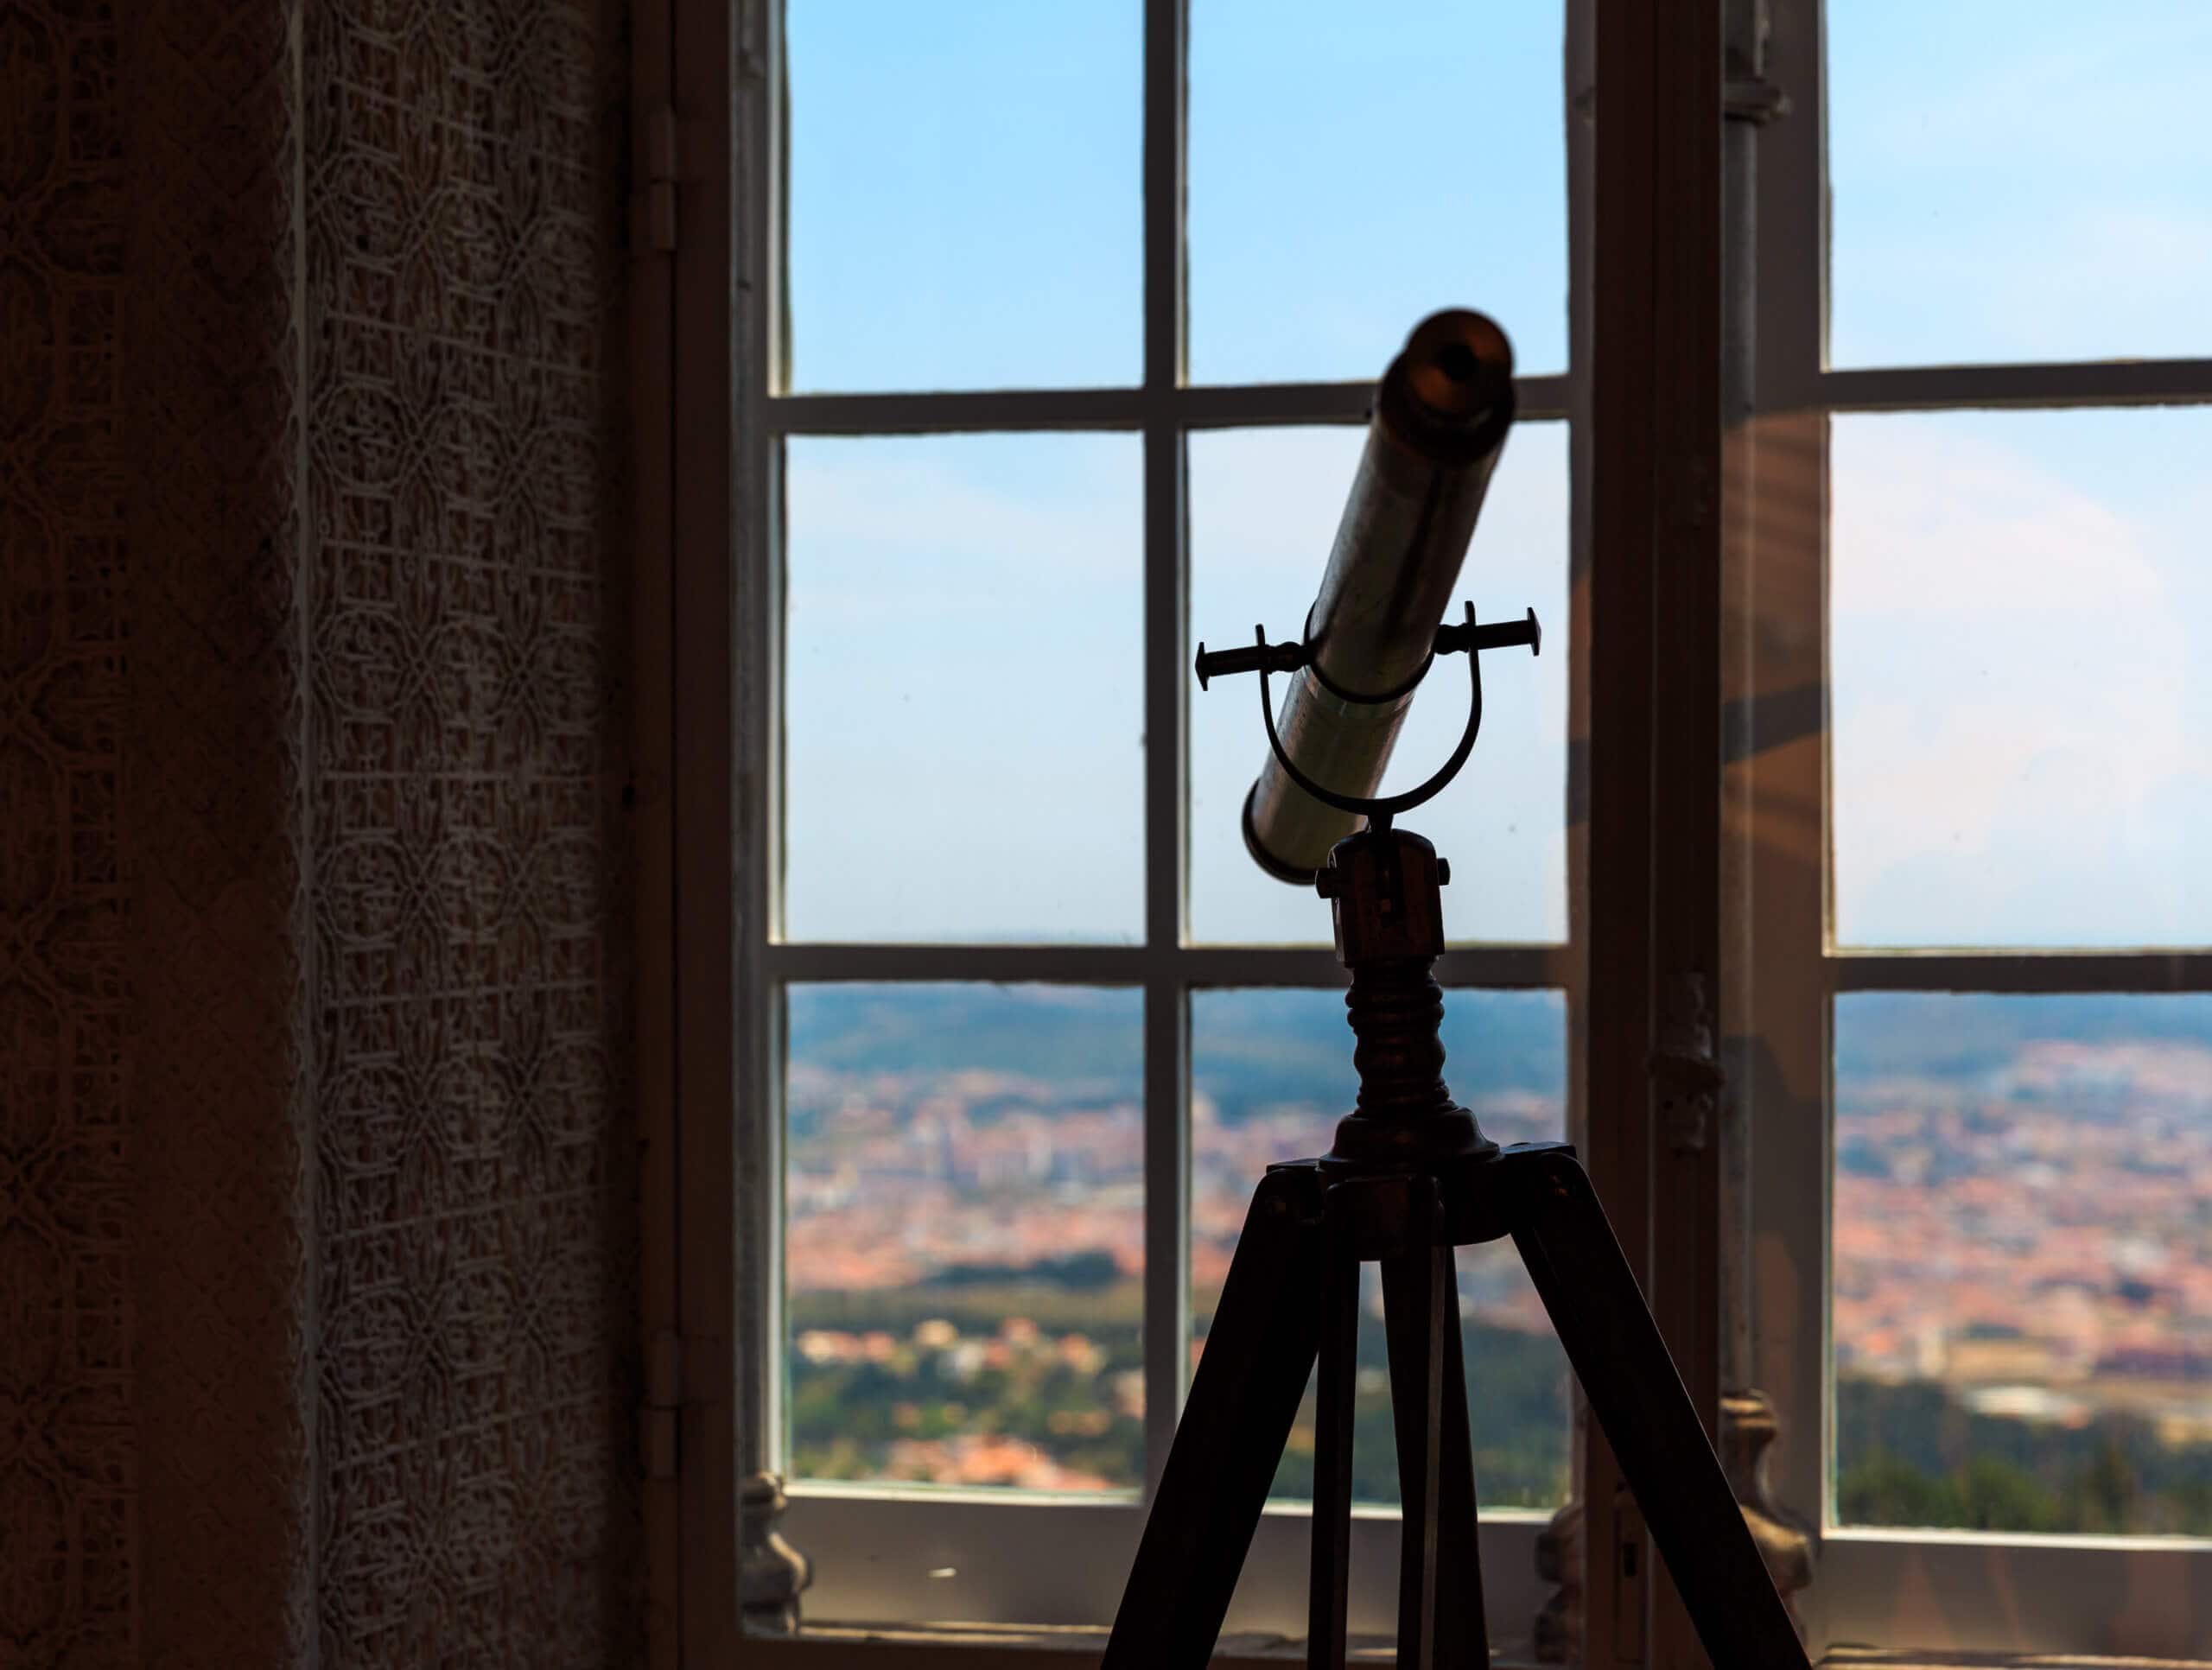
[1738,1,2212,1657]
[735,0,1585,1644]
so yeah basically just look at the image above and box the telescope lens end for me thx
[1401,309,1515,427]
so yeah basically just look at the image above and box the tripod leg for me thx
[1103,1165,1326,1670]
[1503,1146,1810,1670]
[1380,1220,1489,1669]
[1306,1199,1360,1670]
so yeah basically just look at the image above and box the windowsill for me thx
[1821,1654,2212,1670]
[779,1492,1551,1646]
[742,1621,1546,1667]
[741,1624,2212,1670]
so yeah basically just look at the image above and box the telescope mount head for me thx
[1193,600,1542,1174]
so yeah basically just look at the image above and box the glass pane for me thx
[1188,0,1567,384]
[1832,410,2212,949]
[785,983,1145,1493]
[783,434,1143,943]
[1191,988,1570,1508]
[1835,993,2212,1536]
[1187,424,1568,947]
[1829,2,2212,367]
[783,0,1140,391]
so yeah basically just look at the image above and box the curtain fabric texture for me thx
[4,0,639,1662]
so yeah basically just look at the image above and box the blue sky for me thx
[781,0,1567,393]
[1830,407,2212,948]
[1828,0,2212,368]
[1823,0,2212,946]
[779,0,2212,950]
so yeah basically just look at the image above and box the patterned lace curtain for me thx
[3,0,638,1662]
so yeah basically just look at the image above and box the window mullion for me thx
[1143,0,1185,398]
[760,374,1573,438]
[764,943,1149,983]
[766,387,1147,435]
[1734,0,1838,1564]
[1140,962,1189,1499]
[757,943,1577,987]
[1831,950,2212,994]
[1142,421,1190,1495]
[1818,359,2212,413]
[1139,0,1190,1497]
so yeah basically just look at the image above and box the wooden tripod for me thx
[1099,823,1808,1670]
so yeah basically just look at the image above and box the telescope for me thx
[1217,308,1522,883]
[1103,314,1808,1670]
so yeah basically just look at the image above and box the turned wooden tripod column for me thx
[1308,822,1491,1669]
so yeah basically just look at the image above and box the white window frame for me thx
[710,0,1598,1648]
[1736,1,2212,1659]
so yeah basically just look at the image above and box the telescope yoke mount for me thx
[1195,601,1539,823]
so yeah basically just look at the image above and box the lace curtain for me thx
[4,0,639,1662]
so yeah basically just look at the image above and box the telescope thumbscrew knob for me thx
[1437,860,1451,886]
[1316,867,1342,900]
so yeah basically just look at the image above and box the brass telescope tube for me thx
[1241,308,1517,882]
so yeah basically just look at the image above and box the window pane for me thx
[783,434,1143,943]
[783,0,1140,391]
[785,983,1144,1493]
[1191,988,1570,1508]
[1832,410,2212,949]
[1835,993,2212,1537]
[1829,1,2212,367]
[1187,424,1568,946]
[1187,0,1567,384]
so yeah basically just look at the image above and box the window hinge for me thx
[640,1327,683,1480]
[635,104,681,255]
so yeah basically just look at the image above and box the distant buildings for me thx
[1835,1036,2212,1443]
[792,1031,2212,1490]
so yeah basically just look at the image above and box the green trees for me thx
[787,1280,1572,1502]
[1837,1451,2065,1532]
[789,1286,2212,1534]
[1838,1381,2212,1536]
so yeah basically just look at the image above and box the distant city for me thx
[1831,994,2212,1533]
[785,984,2212,1533]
